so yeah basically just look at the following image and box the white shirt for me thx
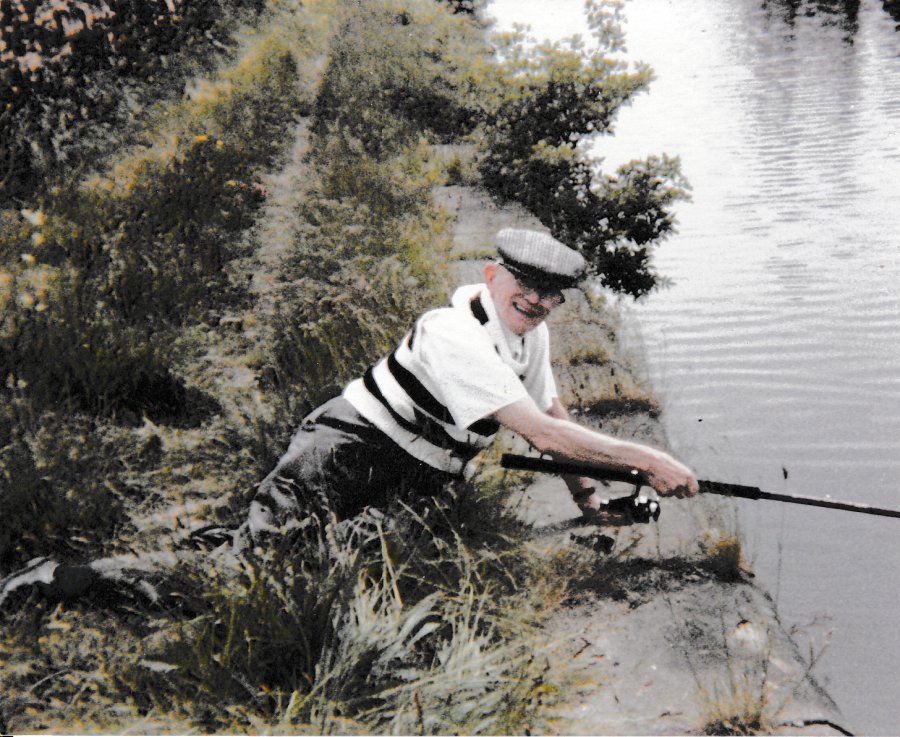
[344,283,558,474]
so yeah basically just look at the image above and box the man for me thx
[248,228,697,539]
[0,229,697,607]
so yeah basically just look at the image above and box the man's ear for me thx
[483,262,499,284]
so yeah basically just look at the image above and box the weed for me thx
[265,133,452,419]
[0,0,265,202]
[700,532,749,583]
[27,484,568,734]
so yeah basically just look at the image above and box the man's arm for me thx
[495,396,698,499]
[544,398,596,500]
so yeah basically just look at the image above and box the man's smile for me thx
[513,301,547,319]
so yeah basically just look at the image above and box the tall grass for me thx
[0,483,577,734]
[0,3,317,572]
[0,0,273,202]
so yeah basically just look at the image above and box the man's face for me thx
[484,263,565,336]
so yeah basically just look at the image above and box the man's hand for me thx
[495,396,699,500]
[644,451,699,499]
[575,488,636,526]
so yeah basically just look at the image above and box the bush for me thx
[475,1,690,296]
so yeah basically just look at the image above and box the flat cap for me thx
[495,228,585,289]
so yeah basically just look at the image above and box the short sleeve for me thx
[414,310,530,429]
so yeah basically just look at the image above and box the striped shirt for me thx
[343,283,557,475]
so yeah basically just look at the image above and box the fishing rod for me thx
[500,453,900,520]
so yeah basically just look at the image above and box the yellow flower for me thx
[216,139,224,149]
[194,134,209,144]
[226,180,237,187]
[17,292,35,308]
[31,232,45,246]
[20,253,36,266]
[20,208,45,227]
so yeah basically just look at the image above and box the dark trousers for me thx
[247,397,457,537]
[2,398,458,609]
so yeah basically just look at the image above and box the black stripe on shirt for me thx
[387,351,499,440]
[363,366,482,461]
[364,366,424,437]
[413,409,483,462]
[387,350,455,424]
[470,294,489,325]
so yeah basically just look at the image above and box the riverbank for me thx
[437,177,850,736]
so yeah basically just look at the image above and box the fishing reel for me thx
[602,490,661,524]
[576,482,661,525]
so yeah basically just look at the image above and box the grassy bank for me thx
[0,0,693,732]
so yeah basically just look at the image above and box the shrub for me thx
[170,32,305,170]
[475,1,690,296]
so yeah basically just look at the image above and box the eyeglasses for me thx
[501,264,566,303]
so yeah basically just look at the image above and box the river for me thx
[488,0,900,733]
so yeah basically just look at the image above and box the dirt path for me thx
[130,118,316,536]
[248,116,313,315]
[189,117,313,402]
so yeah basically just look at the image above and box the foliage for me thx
[123,484,563,734]
[266,131,452,422]
[434,0,484,15]
[0,393,134,569]
[0,36,301,420]
[311,0,482,158]
[0,0,268,202]
[0,482,572,734]
[475,0,690,296]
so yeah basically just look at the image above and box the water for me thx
[488,1,900,733]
